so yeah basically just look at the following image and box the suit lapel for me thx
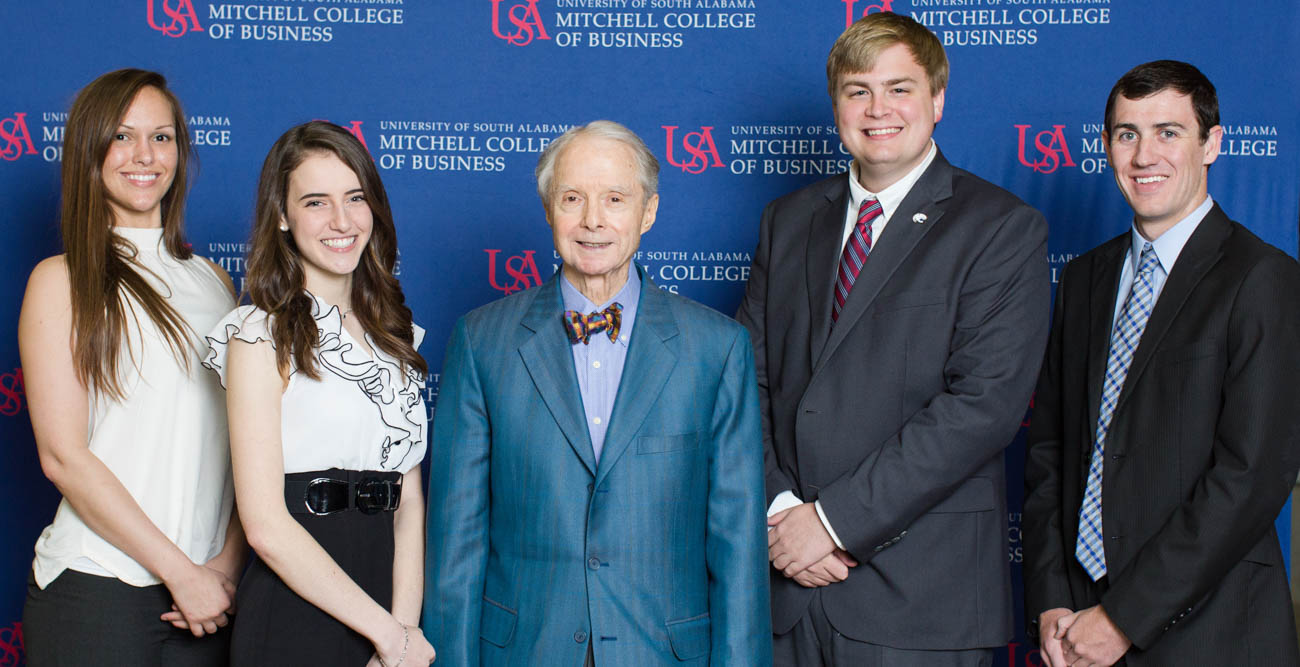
[518,276,597,476]
[1084,236,1127,446]
[814,154,949,374]
[595,268,679,487]
[1111,205,1229,417]
[807,179,848,365]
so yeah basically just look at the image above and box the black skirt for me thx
[230,469,398,666]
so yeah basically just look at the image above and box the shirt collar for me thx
[847,140,938,221]
[560,264,641,332]
[1129,194,1213,275]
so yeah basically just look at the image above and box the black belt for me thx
[284,469,402,515]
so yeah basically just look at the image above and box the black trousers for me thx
[773,588,994,667]
[23,569,229,667]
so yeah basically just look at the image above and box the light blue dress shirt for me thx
[1110,195,1214,328]
[560,266,640,463]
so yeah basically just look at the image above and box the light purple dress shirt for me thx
[560,266,640,463]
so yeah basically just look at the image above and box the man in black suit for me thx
[1023,60,1300,666]
[737,12,1049,665]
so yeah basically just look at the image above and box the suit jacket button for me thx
[574,630,588,643]
[587,484,594,493]
[588,556,601,570]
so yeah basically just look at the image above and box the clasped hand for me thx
[768,502,857,587]
[1038,605,1130,667]
[159,564,237,637]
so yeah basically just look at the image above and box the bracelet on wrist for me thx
[378,624,409,667]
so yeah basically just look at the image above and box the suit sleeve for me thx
[1102,254,1300,649]
[706,326,774,665]
[735,200,799,506]
[1022,262,1079,634]
[816,205,1050,558]
[423,317,491,665]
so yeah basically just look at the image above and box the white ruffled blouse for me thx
[203,294,426,474]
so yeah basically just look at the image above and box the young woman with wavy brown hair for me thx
[203,121,435,666]
[19,68,245,664]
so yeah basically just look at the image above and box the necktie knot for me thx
[1137,243,1160,276]
[857,197,882,231]
[564,303,623,345]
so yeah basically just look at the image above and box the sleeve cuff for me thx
[767,490,801,531]
[814,500,846,550]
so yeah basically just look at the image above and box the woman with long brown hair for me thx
[19,69,245,664]
[203,121,435,666]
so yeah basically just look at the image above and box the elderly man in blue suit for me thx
[424,120,771,666]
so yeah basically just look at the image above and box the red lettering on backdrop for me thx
[0,114,37,161]
[843,0,894,28]
[491,0,551,46]
[485,249,542,295]
[146,0,205,38]
[1016,124,1076,174]
[1006,641,1048,666]
[662,126,724,174]
[0,369,25,417]
[344,121,368,151]
[0,622,23,667]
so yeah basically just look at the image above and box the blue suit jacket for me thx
[424,265,771,666]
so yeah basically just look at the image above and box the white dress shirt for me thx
[769,142,941,550]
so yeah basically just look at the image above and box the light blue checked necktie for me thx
[1077,242,1163,581]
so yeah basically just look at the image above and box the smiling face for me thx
[833,42,944,192]
[546,134,658,304]
[282,151,374,292]
[100,86,177,228]
[1104,88,1221,239]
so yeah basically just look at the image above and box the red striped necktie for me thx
[832,197,882,322]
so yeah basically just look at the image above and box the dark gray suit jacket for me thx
[737,151,1049,649]
[1023,204,1300,664]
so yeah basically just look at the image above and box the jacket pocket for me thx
[665,612,710,661]
[871,288,947,316]
[480,596,517,648]
[637,432,701,454]
[1155,338,1221,367]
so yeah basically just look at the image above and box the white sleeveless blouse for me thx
[202,294,426,475]
[32,226,237,589]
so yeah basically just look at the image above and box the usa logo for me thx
[315,120,369,152]
[663,126,723,174]
[491,0,550,46]
[0,621,22,667]
[485,249,542,295]
[0,114,37,162]
[1015,124,1076,174]
[0,368,24,417]
[343,121,368,151]
[841,0,894,28]
[146,0,204,38]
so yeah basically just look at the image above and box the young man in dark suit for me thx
[1023,60,1300,666]
[737,12,1049,665]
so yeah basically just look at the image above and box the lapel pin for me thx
[912,213,927,224]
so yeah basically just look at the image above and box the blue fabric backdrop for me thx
[2,1,1297,663]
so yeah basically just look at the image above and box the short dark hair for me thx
[1105,60,1219,142]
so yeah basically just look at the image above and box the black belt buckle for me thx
[356,478,401,514]
[304,478,348,516]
